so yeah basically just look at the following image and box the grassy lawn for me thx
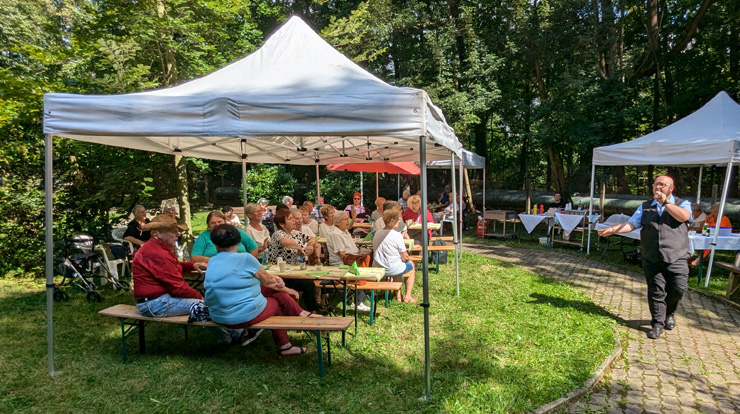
[463,224,737,301]
[0,253,615,414]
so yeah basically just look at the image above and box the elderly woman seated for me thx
[204,224,321,355]
[222,206,243,227]
[373,209,416,303]
[191,210,259,263]
[327,210,372,311]
[268,209,321,312]
[299,205,320,235]
[402,194,436,243]
[291,209,321,265]
[318,204,339,238]
[123,204,151,249]
[244,203,271,261]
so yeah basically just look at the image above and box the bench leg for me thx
[120,319,127,363]
[369,290,375,326]
[138,320,146,354]
[341,282,348,347]
[314,330,325,378]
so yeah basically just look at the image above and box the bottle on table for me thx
[539,204,544,215]
[702,223,709,236]
[532,204,538,215]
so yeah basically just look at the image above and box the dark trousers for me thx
[642,259,688,328]
[285,279,319,311]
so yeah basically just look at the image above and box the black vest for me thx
[640,196,689,264]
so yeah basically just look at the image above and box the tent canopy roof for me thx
[422,149,485,169]
[593,91,740,167]
[43,16,461,164]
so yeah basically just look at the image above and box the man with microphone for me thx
[597,176,692,339]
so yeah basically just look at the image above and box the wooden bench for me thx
[99,304,353,378]
[712,261,740,301]
[315,280,402,326]
[410,243,457,274]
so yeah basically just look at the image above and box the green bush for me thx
[242,164,298,204]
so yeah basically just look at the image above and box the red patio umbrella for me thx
[326,162,420,199]
[326,162,420,175]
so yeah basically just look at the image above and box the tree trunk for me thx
[615,166,631,194]
[175,154,192,248]
[546,144,567,195]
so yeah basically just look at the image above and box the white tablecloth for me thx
[555,213,587,235]
[518,214,552,234]
[688,235,740,254]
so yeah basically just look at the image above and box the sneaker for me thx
[356,302,371,312]
[237,328,264,346]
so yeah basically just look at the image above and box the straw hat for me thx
[142,214,188,232]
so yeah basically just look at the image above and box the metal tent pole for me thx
[241,140,248,214]
[587,164,596,255]
[360,171,364,206]
[696,166,703,203]
[458,155,464,287]
[376,172,379,199]
[316,163,321,199]
[449,153,460,296]
[45,134,57,376]
[419,136,431,401]
[705,162,733,287]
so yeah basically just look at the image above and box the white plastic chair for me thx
[111,227,126,242]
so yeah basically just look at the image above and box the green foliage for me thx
[243,164,298,204]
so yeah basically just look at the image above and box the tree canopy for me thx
[1,0,738,276]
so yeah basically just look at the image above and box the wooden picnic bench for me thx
[410,243,457,274]
[99,304,352,378]
[315,280,402,326]
[711,253,740,301]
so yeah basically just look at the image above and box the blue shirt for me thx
[191,228,258,258]
[627,195,692,229]
[204,252,266,325]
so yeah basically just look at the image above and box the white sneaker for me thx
[356,302,371,312]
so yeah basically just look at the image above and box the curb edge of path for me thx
[533,326,623,414]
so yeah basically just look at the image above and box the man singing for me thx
[597,176,691,339]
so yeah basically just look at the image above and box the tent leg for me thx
[705,162,733,287]
[587,164,596,255]
[316,163,321,199]
[449,153,459,296]
[458,156,464,288]
[419,136,431,401]
[241,153,248,217]
[45,134,58,376]
[697,166,703,204]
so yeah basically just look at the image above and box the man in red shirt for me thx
[132,214,206,317]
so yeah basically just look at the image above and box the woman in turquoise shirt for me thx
[204,224,321,355]
[191,211,260,263]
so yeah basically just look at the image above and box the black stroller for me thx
[54,234,130,302]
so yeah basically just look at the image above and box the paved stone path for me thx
[464,242,740,414]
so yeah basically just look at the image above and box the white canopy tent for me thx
[588,91,740,287]
[420,149,486,296]
[43,16,463,399]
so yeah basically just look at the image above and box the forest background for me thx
[1,0,738,277]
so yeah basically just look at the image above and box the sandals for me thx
[278,345,307,356]
[403,296,418,303]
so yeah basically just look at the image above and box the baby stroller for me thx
[54,234,130,302]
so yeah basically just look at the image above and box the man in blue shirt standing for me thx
[597,176,692,339]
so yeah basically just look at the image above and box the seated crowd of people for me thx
[127,187,460,355]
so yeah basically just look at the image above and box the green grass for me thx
[463,225,737,302]
[0,254,615,414]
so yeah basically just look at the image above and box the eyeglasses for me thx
[653,182,670,188]
[354,197,361,200]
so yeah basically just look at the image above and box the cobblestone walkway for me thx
[464,242,740,414]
